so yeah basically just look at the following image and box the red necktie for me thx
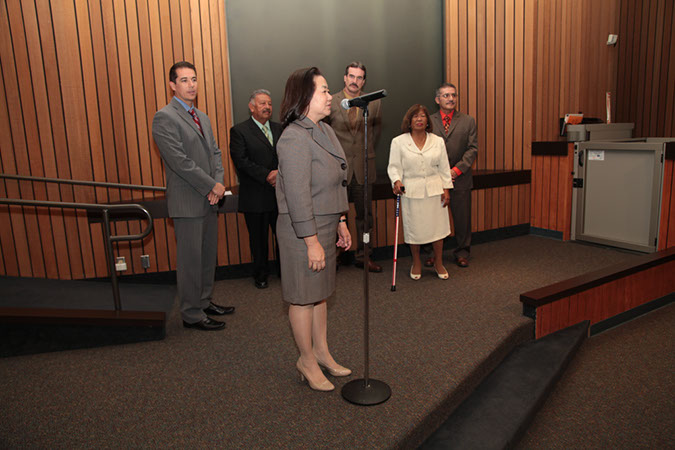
[443,115,451,134]
[188,109,203,135]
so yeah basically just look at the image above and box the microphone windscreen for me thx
[340,98,351,110]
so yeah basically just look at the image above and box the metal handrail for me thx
[0,198,154,312]
[0,173,166,192]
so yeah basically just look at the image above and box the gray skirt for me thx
[276,213,339,305]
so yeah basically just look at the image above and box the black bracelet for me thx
[338,218,347,223]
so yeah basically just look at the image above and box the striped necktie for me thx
[188,109,203,135]
[261,125,273,145]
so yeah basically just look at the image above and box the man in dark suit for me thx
[229,89,282,289]
[152,61,235,331]
[327,61,383,272]
[429,82,478,268]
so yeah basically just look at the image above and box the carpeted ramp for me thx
[0,276,173,357]
[421,321,589,449]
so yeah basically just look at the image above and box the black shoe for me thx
[204,302,235,315]
[183,317,226,331]
[254,278,268,289]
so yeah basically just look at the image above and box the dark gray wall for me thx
[226,0,443,178]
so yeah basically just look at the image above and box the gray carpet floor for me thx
[517,302,675,449]
[0,236,641,448]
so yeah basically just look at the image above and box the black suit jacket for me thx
[229,117,282,213]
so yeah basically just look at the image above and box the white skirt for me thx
[401,194,451,245]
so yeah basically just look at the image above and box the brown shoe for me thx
[456,257,469,268]
[424,257,435,267]
[355,260,383,273]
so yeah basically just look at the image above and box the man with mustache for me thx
[428,82,478,268]
[230,89,283,289]
[327,61,383,272]
[153,61,235,331]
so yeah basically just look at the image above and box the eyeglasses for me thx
[438,93,456,99]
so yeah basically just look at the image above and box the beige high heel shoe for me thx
[296,359,334,391]
[315,357,352,377]
[410,267,421,280]
[434,265,449,280]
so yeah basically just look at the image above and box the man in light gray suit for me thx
[152,61,234,331]
[429,82,478,268]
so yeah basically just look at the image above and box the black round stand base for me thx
[342,378,391,406]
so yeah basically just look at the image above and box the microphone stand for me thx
[342,102,391,406]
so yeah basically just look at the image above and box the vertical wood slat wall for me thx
[2,0,673,281]
[0,0,238,279]
[532,0,621,140]
[444,0,534,231]
[616,0,675,138]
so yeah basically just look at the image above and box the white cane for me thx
[391,194,401,291]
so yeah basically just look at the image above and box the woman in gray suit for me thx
[276,67,352,392]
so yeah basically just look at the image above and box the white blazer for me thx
[387,132,453,199]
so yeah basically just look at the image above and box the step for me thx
[420,321,589,449]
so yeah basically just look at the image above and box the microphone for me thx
[341,89,388,109]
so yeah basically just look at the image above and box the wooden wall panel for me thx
[443,0,535,239]
[616,0,675,137]
[0,0,237,280]
[530,144,574,239]
[535,260,675,338]
[2,0,670,281]
[532,0,621,141]
[444,0,536,173]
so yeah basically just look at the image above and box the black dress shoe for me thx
[183,317,225,331]
[204,302,235,315]
[254,278,268,289]
[456,257,469,268]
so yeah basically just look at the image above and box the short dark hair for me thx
[435,82,457,98]
[401,104,433,133]
[280,67,322,129]
[344,61,367,80]
[169,61,196,83]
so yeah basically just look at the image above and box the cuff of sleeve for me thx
[452,167,462,176]
[292,219,317,238]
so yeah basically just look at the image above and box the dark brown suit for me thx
[430,110,478,260]
[326,90,382,261]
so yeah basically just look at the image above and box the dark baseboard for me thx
[590,293,674,336]
[89,224,533,284]
[529,227,564,240]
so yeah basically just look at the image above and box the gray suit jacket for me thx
[276,116,349,238]
[326,90,382,185]
[430,110,478,191]
[152,97,225,217]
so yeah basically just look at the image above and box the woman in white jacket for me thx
[387,104,454,280]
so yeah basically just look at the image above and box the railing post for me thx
[101,209,122,312]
